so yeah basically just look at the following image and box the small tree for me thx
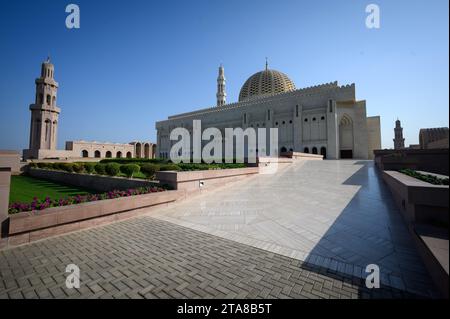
[72,163,84,173]
[140,163,159,179]
[105,163,121,176]
[120,164,140,178]
[94,163,107,175]
[62,163,75,173]
[83,163,96,174]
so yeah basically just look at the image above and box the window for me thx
[82,150,89,158]
[321,116,325,120]
[94,150,101,158]
[304,118,308,122]
[295,105,299,117]
[267,110,270,121]
[46,95,51,105]
[312,147,318,154]
[304,147,309,153]
[312,117,316,121]
[275,122,278,126]
[282,121,285,125]
[289,120,292,124]
[329,100,333,113]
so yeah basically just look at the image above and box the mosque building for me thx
[156,62,381,160]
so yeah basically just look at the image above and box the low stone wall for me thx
[0,151,19,238]
[374,149,449,175]
[27,168,156,192]
[281,151,324,160]
[3,189,185,248]
[382,170,449,226]
[156,167,259,191]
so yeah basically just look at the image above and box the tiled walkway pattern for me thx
[0,218,420,299]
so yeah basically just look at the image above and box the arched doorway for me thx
[116,151,122,158]
[303,147,309,153]
[94,150,101,158]
[280,146,287,153]
[320,147,327,159]
[312,147,318,154]
[81,150,88,158]
[144,143,150,159]
[105,151,112,158]
[126,151,132,158]
[339,114,354,159]
[135,143,142,158]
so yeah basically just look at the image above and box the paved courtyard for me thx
[151,160,438,297]
[0,160,439,298]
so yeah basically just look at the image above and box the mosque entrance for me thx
[339,114,354,159]
[340,150,353,159]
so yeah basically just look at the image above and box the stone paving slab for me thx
[0,217,422,299]
[149,160,439,297]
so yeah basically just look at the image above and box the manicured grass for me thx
[9,175,96,204]
[399,169,449,185]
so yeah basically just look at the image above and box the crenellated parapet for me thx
[160,81,355,123]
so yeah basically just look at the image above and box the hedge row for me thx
[29,162,142,178]
[29,161,248,179]
[399,169,449,185]
[99,158,168,165]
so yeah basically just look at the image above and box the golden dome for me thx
[239,68,296,102]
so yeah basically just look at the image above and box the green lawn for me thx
[9,175,96,204]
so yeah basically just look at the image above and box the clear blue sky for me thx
[0,0,448,151]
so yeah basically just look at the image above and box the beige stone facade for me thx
[156,66,381,160]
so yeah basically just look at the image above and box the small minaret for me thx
[28,57,60,151]
[216,64,226,107]
[393,119,405,149]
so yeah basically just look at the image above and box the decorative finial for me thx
[265,57,268,70]
[46,55,51,63]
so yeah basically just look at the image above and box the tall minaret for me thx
[393,119,405,149]
[28,58,60,151]
[216,64,226,107]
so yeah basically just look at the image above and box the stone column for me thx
[326,100,339,159]
[293,104,302,151]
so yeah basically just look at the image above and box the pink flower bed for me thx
[9,186,166,214]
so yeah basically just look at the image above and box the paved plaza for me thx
[0,160,440,298]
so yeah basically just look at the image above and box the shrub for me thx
[94,163,107,175]
[83,163,96,174]
[99,158,168,165]
[55,162,66,170]
[61,163,75,173]
[159,164,181,171]
[140,163,160,178]
[105,163,121,176]
[72,163,85,173]
[29,162,38,168]
[37,162,49,169]
[120,164,140,178]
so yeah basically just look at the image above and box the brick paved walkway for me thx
[0,217,421,299]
